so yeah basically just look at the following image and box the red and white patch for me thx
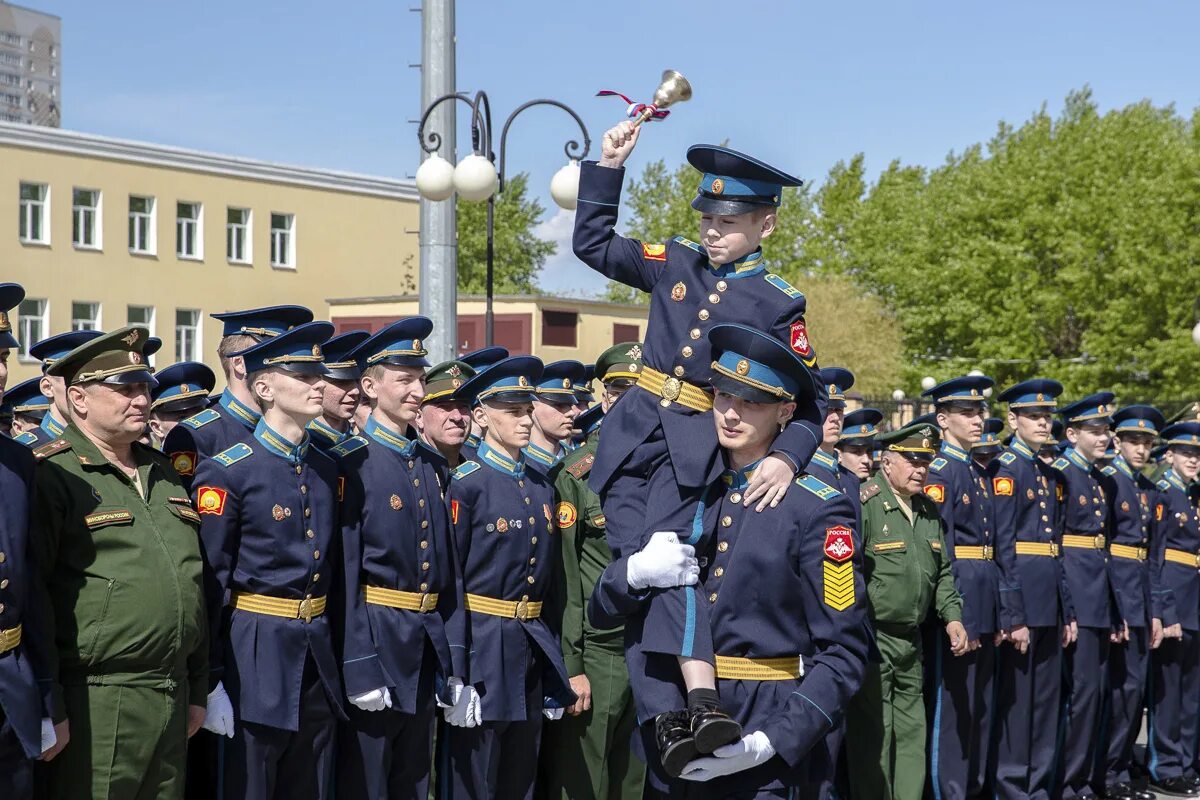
[823,525,855,563]
[789,320,812,357]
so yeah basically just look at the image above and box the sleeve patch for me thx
[213,442,253,467]
[170,451,197,476]
[924,484,946,503]
[789,319,813,359]
[182,408,220,429]
[196,487,228,516]
[796,473,841,500]
[823,561,855,611]
[642,242,667,262]
[556,501,578,529]
[450,499,461,525]
[823,526,855,562]
[992,477,1014,496]
[999,452,1017,465]
[765,272,804,300]
[452,461,481,480]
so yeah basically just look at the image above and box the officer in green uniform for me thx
[846,422,967,800]
[31,326,209,800]
[541,342,646,800]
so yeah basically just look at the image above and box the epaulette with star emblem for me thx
[452,461,481,481]
[860,482,882,504]
[999,452,1017,465]
[182,408,221,430]
[564,450,595,480]
[33,438,71,461]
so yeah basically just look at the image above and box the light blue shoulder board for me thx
[930,457,948,471]
[999,452,1017,465]
[452,461,482,481]
[671,235,704,253]
[182,408,221,430]
[796,473,841,500]
[764,272,804,300]
[213,442,253,467]
[331,436,369,458]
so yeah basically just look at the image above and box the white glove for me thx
[349,687,393,712]
[626,531,699,590]
[40,717,56,754]
[680,731,775,781]
[201,681,236,738]
[438,676,465,709]
[444,683,482,728]
[543,706,564,720]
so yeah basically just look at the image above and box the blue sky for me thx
[35,0,1200,295]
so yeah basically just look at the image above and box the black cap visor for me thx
[692,195,773,217]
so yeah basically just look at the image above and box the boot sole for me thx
[660,736,700,778]
[693,716,742,755]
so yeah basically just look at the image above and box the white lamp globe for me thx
[983,387,993,398]
[550,160,581,210]
[968,368,985,377]
[415,154,456,201]
[454,154,499,202]
[892,389,906,401]
[1192,321,1200,346]
[920,376,936,391]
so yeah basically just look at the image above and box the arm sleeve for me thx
[445,482,473,683]
[191,462,241,684]
[571,161,664,292]
[761,497,870,766]
[586,555,650,630]
[163,424,200,492]
[553,474,587,677]
[338,466,388,696]
[1149,489,1177,627]
[989,460,1026,629]
[767,304,825,473]
[29,463,66,721]
[935,525,963,624]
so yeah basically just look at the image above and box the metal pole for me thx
[418,0,457,362]
[485,196,494,346]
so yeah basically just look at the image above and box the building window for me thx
[270,213,295,268]
[0,73,20,87]
[0,31,20,46]
[541,310,578,347]
[128,195,156,254]
[0,91,19,106]
[17,298,47,360]
[18,182,49,244]
[226,207,250,264]
[71,302,100,331]
[72,189,101,249]
[128,305,156,364]
[0,52,19,67]
[177,202,202,259]
[175,309,201,362]
[613,323,640,346]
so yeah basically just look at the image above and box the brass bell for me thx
[632,70,693,129]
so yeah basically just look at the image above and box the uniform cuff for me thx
[579,161,625,206]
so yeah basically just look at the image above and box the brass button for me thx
[0,552,7,563]
[673,366,685,377]
[531,536,538,545]
[709,592,718,603]
[689,328,701,340]
[1042,515,1049,522]
[716,280,728,292]
[529,557,537,565]
[660,399,671,408]
[721,515,732,527]
[294,465,302,475]
[730,493,742,504]
[681,346,693,358]
[0,603,5,613]
[420,582,429,592]
[413,479,420,487]
[527,575,536,584]
[713,567,724,577]
[524,497,531,505]
[418,499,426,508]
[528,516,535,525]
[0,579,8,589]
[698,309,710,321]
[300,485,308,495]
[408,460,415,469]
[709,294,720,304]
[420,540,429,549]
[421,520,429,529]
[422,562,430,571]
[306,529,315,539]
[518,481,525,489]
[304,507,311,518]
[313,573,320,582]
[718,541,729,552]
[313,550,321,560]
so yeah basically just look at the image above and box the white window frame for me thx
[17,298,47,361]
[127,305,156,364]
[176,201,203,260]
[72,188,102,250]
[270,212,295,269]
[71,301,101,332]
[175,308,201,362]
[128,195,156,255]
[226,207,251,265]
[18,182,49,245]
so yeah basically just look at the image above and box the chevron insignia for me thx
[823,561,855,611]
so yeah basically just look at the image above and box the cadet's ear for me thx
[777,400,796,427]
[1064,426,1080,445]
[228,355,249,384]
[759,210,777,240]
[39,374,54,400]
[471,403,489,431]
[1006,410,1018,431]
[252,372,273,407]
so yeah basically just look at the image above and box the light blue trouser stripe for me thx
[931,635,944,800]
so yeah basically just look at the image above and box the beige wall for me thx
[1,133,418,385]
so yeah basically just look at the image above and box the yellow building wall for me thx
[0,139,419,384]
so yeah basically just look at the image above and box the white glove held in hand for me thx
[444,683,481,728]
[626,531,699,590]
[680,731,775,781]
[202,681,236,738]
[438,676,465,709]
[543,706,564,720]
[349,687,393,712]
[40,717,56,754]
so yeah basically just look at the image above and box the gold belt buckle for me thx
[983,545,993,560]
[419,593,435,613]
[1094,535,1105,549]
[298,596,315,623]
[515,598,530,622]
[660,377,682,403]
[1050,543,1061,557]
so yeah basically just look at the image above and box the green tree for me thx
[457,172,555,294]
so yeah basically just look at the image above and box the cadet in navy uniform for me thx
[523,360,583,477]
[457,346,509,461]
[5,376,51,438]
[147,361,216,449]
[918,375,1003,800]
[0,283,56,798]
[165,305,313,485]
[586,324,867,798]
[972,417,1005,470]
[441,356,576,800]
[838,408,883,483]
[990,379,1074,800]
[14,330,104,448]
[1146,422,1200,798]
[1054,393,1119,800]
[190,321,344,800]
[306,329,368,453]
[1098,406,1162,800]
[809,367,861,501]
[335,318,466,800]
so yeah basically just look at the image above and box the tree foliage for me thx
[457,172,556,294]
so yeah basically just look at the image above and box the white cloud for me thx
[533,208,608,297]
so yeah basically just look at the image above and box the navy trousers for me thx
[441,717,543,800]
[993,626,1061,800]
[1057,626,1110,799]
[1147,629,1200,782]
[225,660,336,800]
[337,700,435,800]
[0,707,32,800]
[1103,625,1149,788]
[929,634,995,799]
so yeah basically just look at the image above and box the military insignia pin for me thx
[1121,501,1130,511]
[627,345,642,359]
[129,352,142,364]
[390,494,403,510]
[711,178,725,195]
[122,330,140,346]
[735,359,750,376]
[272,504,286,521]
[671,282,687,302]
[413,339,423,351]
[1027,489,1035,500]
[497,517,509,533]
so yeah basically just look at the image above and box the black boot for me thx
[1150,776,1200,797]
[656,710,699,779]
[688,700,742,754]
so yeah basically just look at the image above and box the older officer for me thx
[919,375,1003,800]
[523,360,584,477]
[845,422,966,800]
[442,356,576,800]
[0,283,56,799]
[31,326,208,800]
[164,305,313,484]
[416,360,475,483]
[839,408,883,482]
[306,329,368,453]
[1053,393,1119,800]
[190,321,343,800]
[334,318,465,800]
[541,342,647,800]
[1146,422,1200,798]
[15,330,103,448]
[147,362,216,449]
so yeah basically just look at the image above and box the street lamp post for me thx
[416,90,590,348]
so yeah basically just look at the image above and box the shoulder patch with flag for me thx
[822,525,856,611]
[992,477,1014,496]
[642,242,667,262]
[789,319,813,361]
[196,486,228,516]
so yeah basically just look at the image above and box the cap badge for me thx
[735,359,750,376]
[921,438,930,449]
[627,345,642,359]
[311,345,321,357]
[180,384,191,394]
[671,282,687,302]
[122,330,140,346]
[0,311,8,330]
[1037,393,1044,401]
[711,178,725,195]
[448,365,462,377]
[413,339,423,351]
[562,378,572,389]
[452,379,462,389]
[517,376,530,388]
